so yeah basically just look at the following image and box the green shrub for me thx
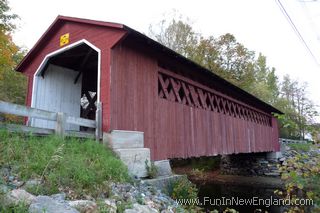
[0,201,29,213]
[145,159,158,179]
[116,200,133,213]
[170,177,198,200]
[287,143,311,152]
[277,144,320,213]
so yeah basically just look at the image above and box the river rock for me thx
[68,200,98,213]
[29,196,79,213]
[3,189,36,206]
[51,193,66,201]
[23,179,42,189]
[124,209,139,213]
[161,209,175,213]
[264,172,280,177]
[104,199,117,213]
[0,184,9,194]
[0,167,10,177]
[279,157,286,162]
[124,203,158,213]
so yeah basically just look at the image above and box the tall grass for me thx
[0,131,130,198]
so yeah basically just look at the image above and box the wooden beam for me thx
[40,61,51,78]
[65,131,95,139]
[74,49,93,84]
[0,101,57,121]
[66,116,96,128]
[95,102,102,141]
[169,78,182,103]
[55,112,66,138]
[0,123,54,135]
[158,73,170,100]
[181,82,193,107]
[189,85,201,108]
[83,92,97,118]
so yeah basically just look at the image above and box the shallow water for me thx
[196,182,284,213]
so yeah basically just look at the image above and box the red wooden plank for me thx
[108,42,280,160]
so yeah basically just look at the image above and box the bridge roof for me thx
[16,15,282,114]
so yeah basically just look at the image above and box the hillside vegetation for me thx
[0,131,130,199]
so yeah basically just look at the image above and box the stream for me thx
[196,180,285,212]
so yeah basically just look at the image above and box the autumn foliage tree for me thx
[0,0,27,122]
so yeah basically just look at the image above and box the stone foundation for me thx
[103,130,174,179]
[114,148,150,178]
[103,130,150,178]
[154,160,172,177]
[220,152,280,177]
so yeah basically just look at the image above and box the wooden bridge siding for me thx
[110,43,157,157]
[153,99,277,160]
[110,43,279,160]
[272,117,280,150]
[21,21,127,131]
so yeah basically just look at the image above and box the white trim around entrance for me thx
[31,39,101,109]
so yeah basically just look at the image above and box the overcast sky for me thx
[9,0,320,114]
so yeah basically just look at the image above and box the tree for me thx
[277,75,318,139]
[191,36,220,71]
[150,19,257,92]
[149,15,318,140]
[149,18,199,59]
[0,0,18,32]
[0,0,27,123]
[250,53,280,104]
[212,33,256,91]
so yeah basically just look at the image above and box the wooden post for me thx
[26,118,31,127]
[95,102,102,141]
[55,112,66,138]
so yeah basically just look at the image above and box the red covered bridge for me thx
[16,16,281,160]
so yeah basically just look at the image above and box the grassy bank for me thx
[0,131,130,198]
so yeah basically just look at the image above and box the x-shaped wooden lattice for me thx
[158,72,271,126]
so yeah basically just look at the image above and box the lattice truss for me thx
[158,72,271,127]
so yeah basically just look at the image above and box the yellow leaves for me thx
[281,173,289,180]
[0,30,19,68]
[310,167,319,173]
[274,189,283,196]
[0,29,27,105]
[306,191,314,199]
[223,208,239,213]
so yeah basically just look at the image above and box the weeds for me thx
[0,131,130,198]
[170,177,198,200]
[116,200,133,213]
[145,159,158,179]
[37,143,64,193]
[0,201,29,213]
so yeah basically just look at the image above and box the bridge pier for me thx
[103,130,150,178]
[103,130,174,179]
